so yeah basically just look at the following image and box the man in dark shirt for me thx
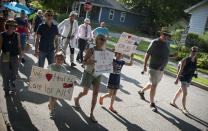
[35,10,59,67]
[138,27,171,112]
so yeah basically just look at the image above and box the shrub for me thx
[185,33,199,47]
[185,33,208,52]
[197,53,208,69]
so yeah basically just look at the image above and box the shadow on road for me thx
[53,100,108,131]
[187,113,208,128]
[15,80,49,104]
[157,106,201,131]
[121,73,140,86]
[19,54,36,78]
[5,95,38,131]
[102,107,145,131]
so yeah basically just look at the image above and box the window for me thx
[109,10,115,20]
[120,12,126,22]
[205,17,208,32]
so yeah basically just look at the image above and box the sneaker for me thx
[21,58,25,63]
[71,62,77,67]
[74,97,80,109]
[150,103,158,112]
[138,90,145,100]
[49,110,55,119]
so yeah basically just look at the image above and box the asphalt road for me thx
[0,46,208,131]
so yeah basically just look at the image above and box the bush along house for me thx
[72,0,145,30]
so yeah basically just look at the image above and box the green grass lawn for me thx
[106,41,208,87]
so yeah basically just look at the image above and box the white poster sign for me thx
[115,32,140,55]
[29,66,77,100]
[94,50,114,74]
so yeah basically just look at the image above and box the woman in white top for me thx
[58,11,78,66]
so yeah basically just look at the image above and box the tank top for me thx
[180,57,197,82]
[1,31,19,56]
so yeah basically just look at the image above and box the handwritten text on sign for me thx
[29,66,76,100]
[94,51,114,74]
[115,32,140,55]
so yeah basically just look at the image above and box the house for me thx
[185,0,208,35]
[72,0,145,30]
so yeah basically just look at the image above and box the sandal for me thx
[99,97,103,105]
[109,107,118,114]
[90,114,98,123]
[182,109,189,115]
[170,102,178,109]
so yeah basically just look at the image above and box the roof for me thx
[79,0,128,12]
[184,0,208,13]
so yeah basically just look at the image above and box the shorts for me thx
[181,81,190,87]
[107,74,120,89]
[148,68,164,86]
[80,71,102,88]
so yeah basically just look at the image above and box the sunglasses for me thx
[47,14,53,17]
[99,38,106,42]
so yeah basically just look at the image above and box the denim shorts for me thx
[181,81,190,87]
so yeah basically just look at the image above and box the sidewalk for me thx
[0,110,7,131]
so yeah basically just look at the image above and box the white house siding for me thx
[188,4,208,35]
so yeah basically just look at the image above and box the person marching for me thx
[35,10,59,68]
[32,10,43,43]
[58,11,78,67]
[47,51,68,118]
[138,27,171,112]
[76,18,92,64]
[170,46,198,115]
[92,22,110,39]
[99,51,133,113]
[15,10,29,63]
[0,19,21,96]
[74,34,106,123]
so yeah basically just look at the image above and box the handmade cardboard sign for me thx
[29,66,76,100]
[115,32,140,55]
[94,50,114,74]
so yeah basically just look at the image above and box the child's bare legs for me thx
[99,89,114,105]
[74,87,89,107]
[48,97,57,117]
[109,89,117,111]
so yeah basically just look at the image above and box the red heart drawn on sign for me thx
[46,73,53,81]
[128,35,132,39]
[63,83,73,88]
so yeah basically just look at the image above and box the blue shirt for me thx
[93,27,109,37]
[37,23,58,52]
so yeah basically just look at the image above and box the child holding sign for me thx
[99,51,133,113]
[47,51,67,118]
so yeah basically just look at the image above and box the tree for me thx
[118,0,203,34]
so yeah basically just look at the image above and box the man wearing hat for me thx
[0,19,21,96]
[138,27,171,112]
[15,10,29,63]
[58,11,78,67]
[76,18,92,64]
